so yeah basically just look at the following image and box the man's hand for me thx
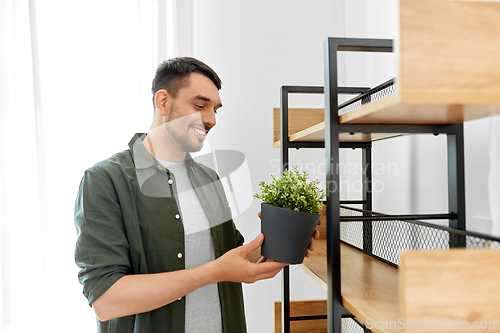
[92,233,286,321]
[257,211,320,258]
[211,233,288,284]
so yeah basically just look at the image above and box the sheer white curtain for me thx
[1,1,191,332]
[1,1,47,330]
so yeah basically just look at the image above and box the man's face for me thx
[163,72,222,153]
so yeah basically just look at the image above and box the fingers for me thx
[309,239,315,251]
[242,256,288,283]
[236,259,287,284]
[254,267,286,281]
[305,237,315,259]
[257,261,287,271]
[257,211,261,219]
[250,261,288,281]
[256,256,267,264]
[240,233,264,255]
[313,229,320,239]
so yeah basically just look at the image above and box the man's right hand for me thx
[92,233,286,321]
[210,233,288,284]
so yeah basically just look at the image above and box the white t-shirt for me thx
[157,158,222,333]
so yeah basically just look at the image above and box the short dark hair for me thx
[151,57,222,107]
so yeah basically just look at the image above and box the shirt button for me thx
[175,214,180,219]
[168,179,173,185]
[177,252,183,259]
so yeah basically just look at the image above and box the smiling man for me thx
[74,57,293,333]
[74,57,318,333]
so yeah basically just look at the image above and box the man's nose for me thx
[202,108,216,129]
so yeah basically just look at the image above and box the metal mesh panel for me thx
[465,235,500,249]
[338,99,363,116]
[340,207,500,266]
[342,318,368,333]
[338,79,396,116]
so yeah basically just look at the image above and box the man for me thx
[74,57,318,333]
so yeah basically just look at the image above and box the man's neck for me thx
[143,132,186,163]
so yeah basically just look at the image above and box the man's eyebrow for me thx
[194,95,223,108]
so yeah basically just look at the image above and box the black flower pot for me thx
[260,203,320,264]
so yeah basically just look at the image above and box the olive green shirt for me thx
[74,133,246,333]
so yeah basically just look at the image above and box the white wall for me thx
[465,117,494,234]
[191,1,344,332]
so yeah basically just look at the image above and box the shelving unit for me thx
[274,1,500,332]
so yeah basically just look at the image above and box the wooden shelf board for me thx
[300,240,400,333]
[272,106,404,147]
[400,248,500,333]
[289,121,403,143]
[273,107,324,144]
[273,125,403,148]
[272,98,500,147]
[398,0,500,105]
[340,96,500,124]
[274,300,328,333]
[298,263,327,290]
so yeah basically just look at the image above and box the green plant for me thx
[254,166,325,214]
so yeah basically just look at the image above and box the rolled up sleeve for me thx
[74,169,131,306]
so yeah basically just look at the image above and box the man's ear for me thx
[154,89,169,116]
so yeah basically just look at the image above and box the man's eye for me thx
[195,105,204,109]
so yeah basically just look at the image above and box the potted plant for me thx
[254,166,325,264]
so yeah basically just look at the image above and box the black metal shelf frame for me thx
[324,37,468,333]
[279,85,374,333]
[278,37,469,333]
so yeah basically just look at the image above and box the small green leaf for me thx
[254,166,325,214]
